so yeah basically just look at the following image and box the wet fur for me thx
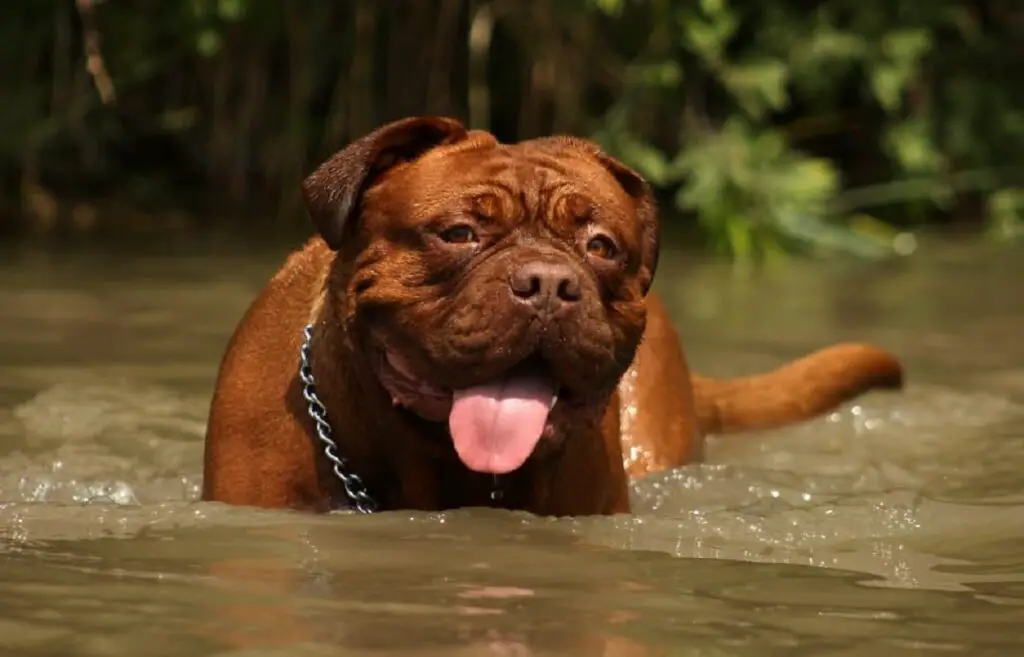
[202,117,903,516]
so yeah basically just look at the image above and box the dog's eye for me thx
[440,225,478,245]
[585,235,618,260]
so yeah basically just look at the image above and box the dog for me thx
[201,116,903,516]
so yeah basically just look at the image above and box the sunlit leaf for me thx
[195,29,221,57]
[722,59,789,118]
[884,119,942,175]
[217,0,247,21]
[679,6,737,65]
[987,188,1024,240]
[626,61,683,88]
[881,29,931,64]
[870,64,906,113]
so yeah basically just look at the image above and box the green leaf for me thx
[869,29,932,114]
[590,0,623,17]
[196,28,222,57]
[626,61,683,89]
[870,63,907,114]
[721,59,789,118]
[987,188,1024,239]
[217,0,247,21]
[699,0,728,17]
[678,6,737,66]
[884,119,942,175]
[881,29,932,64]
[725,216,754,260]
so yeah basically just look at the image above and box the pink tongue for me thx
[449,374,557,474]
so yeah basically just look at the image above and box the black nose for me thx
[509,261,582,315]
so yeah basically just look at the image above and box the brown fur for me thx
[202,116,903,516]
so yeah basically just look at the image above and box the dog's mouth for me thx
[378,350,570,475]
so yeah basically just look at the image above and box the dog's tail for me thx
[691,343,903,435]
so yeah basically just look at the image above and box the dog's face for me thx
[303,117,659,475]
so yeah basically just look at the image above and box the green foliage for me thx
[3,0,1021,256]
[588,0,1023,261]
[988,188,1024,239]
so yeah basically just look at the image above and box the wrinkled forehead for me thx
[366,137,637,223]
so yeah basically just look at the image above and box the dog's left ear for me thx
[302,116,468,250]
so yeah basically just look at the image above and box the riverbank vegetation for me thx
[3,0,1021,261]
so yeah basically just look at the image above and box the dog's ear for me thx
[302,116,468,250]
[550,138,660,294]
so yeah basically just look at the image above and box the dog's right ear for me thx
[302,116,468,250]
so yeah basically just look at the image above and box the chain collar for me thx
[298,323,378,514]
[299,323,509,511]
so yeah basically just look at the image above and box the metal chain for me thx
[298,323,378,514]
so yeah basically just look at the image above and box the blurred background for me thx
[3,0,1022,262]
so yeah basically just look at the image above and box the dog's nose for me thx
[509,261,582,314]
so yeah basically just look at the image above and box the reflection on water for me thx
[1,237,1023,655]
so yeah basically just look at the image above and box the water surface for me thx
[2,236,1023,656]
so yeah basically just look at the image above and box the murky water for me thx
[2,235,1023,656]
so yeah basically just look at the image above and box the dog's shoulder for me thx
[271,237,332,288]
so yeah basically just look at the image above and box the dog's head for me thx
[303,116,660,475]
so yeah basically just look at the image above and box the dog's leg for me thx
[692,343,903,435]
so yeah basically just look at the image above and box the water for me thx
[1,236,1023,655]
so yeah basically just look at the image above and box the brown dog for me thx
[202,116,902,516]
